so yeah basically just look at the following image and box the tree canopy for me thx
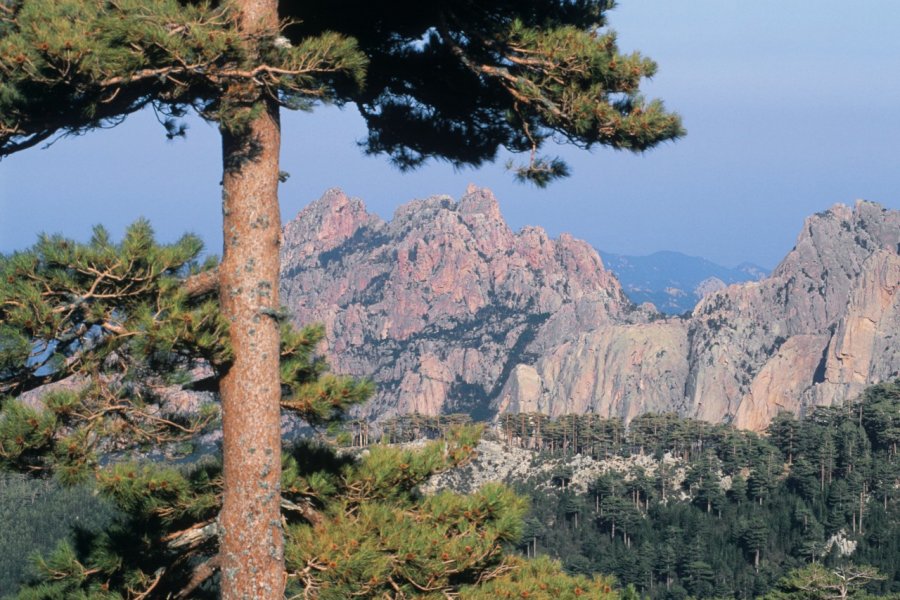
[492,384,900,599]
[0,221,372,480]
[0,0,683,183]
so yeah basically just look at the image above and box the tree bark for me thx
[218,2,284,598]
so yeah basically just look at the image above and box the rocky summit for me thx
[280,187,899,430]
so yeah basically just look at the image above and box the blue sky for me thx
[1,1,899,268]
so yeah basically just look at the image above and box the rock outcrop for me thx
[682,201,899,428]
[423,438,687,496]
[281,188,899,430]
[281,185,638,421]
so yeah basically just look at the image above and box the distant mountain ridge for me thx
[280,187,899,430]
[598,250,769,314]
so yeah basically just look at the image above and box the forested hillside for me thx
[480,381,899,599]
[2,381,897,598]
[0,476,114,595]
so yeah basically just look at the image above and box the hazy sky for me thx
[2,1,899,268]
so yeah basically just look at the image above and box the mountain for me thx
[280,187,899,430]
[598,250,768,314]
[280,185,641,421]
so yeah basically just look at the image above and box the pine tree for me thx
[490,396,900,598]
[0,224,356,597]
[769,411,800,465]
[741,516,768,572]
[1,2,683,595]
[763,563,886,600]
[655,532,679,592]
[860,381,900,460]
[1,226,624,599]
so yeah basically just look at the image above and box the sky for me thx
[1,1,899,269]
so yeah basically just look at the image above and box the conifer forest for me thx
[493,383,900,599]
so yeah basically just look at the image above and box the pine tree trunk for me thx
[217,2,284,598]
[859,486,865,534]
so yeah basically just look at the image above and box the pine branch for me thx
[164,519,219,551]
[175,555,221,599]
[131,568,165,600]
[281,496,323,526]
[183,268,219,298]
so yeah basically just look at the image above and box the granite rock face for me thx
[683,201,899,428]
[281,189,899,430]
[281,186,635,421]
[497,321,688,423]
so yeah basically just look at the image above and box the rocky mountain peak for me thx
[780,199,897,274]
[761,198,900,332]
[282,188,381,259]
[280,188,632,420]
[391,194,455,225]
[280,189,898,432]
[684,199,898,428]
[458,185,503,220]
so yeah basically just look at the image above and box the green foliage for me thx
[0,474,114,595]
[310,1,685,182]
[0,0,366,149]
[279,323,373,426]
[13,464,223,600]
[0,224,383,484]
[1,1,681,182]
[10,429,549,599]
[0,400,57,471]
[95,461,219,525]
[459,555,618,599]
[498,383,900,599]
[510,156,570,188]
[378,412,475,444]
[286,465,525,598]
[0,222,226,481]
[0,220,228,393]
